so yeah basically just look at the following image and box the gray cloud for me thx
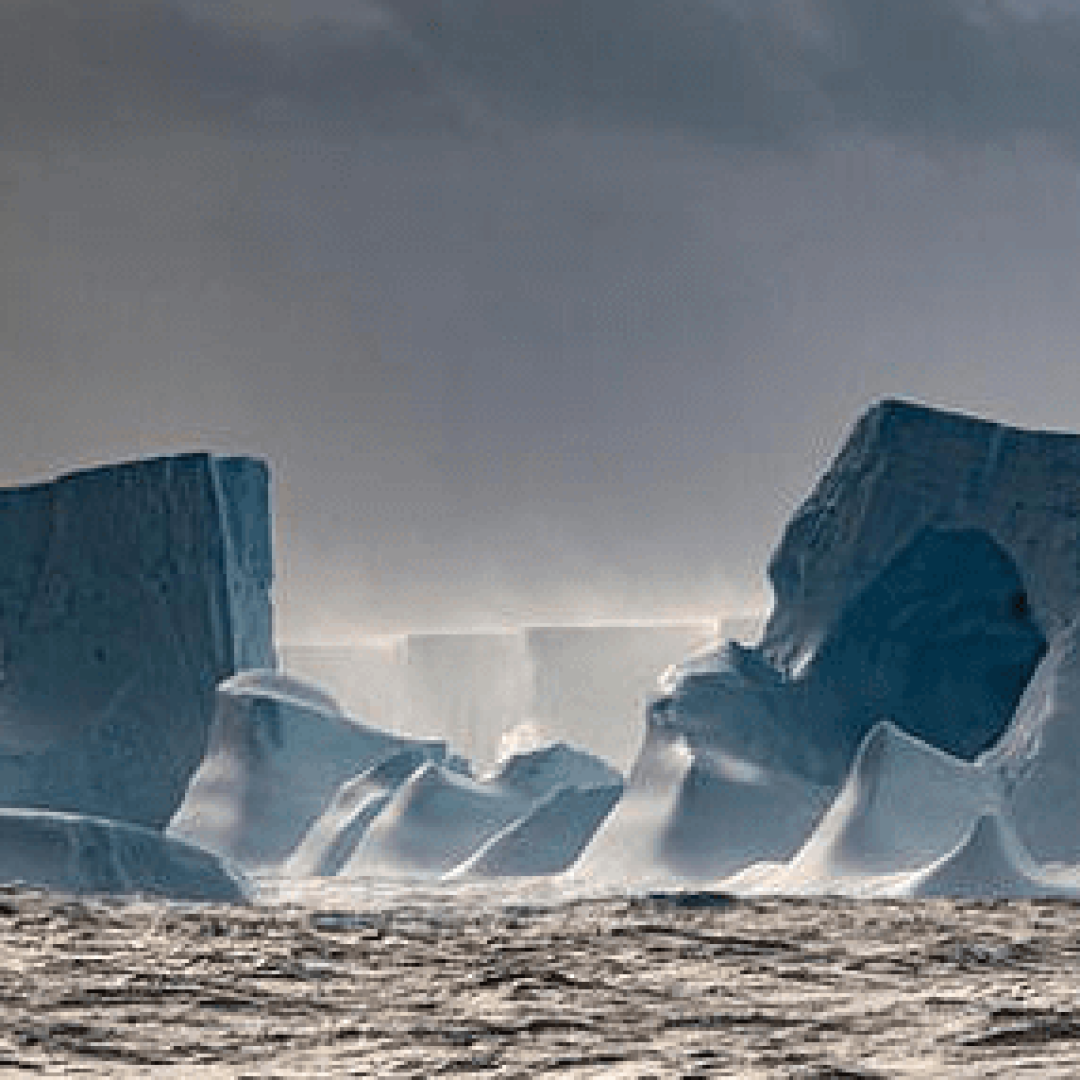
[4,1,1080,640]
[7,1,1080,148]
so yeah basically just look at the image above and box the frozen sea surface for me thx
[0,881,1077,1077]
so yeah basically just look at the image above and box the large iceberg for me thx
[647,524,1044,788]
[577,401,1075,885]
[0,454,273,829]
[762,399,1080,673]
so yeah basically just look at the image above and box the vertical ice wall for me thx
[0,453,274,828]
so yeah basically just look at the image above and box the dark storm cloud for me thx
[0,0,455,143]
[402,0,1080,148]
[7,0,1080,148]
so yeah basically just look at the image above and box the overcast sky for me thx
[3,0,1080,640]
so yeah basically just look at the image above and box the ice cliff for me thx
[0,453,273,830]
[762,399,1080,673]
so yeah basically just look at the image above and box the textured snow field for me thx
[0,884,1077,1077]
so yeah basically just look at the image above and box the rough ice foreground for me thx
[0,453,273,829]
[1,886,1079,1077]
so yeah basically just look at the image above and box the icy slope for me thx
[169,671,446,868]
[449,782,623,878]
[285,748,437,877]
[340,762,532,878]
[0,454,273,828]
[0,809,243,901]
[901,813,1080,900]
[574,726,831,884]
[981,618,1080,865]
[786,722,999,881]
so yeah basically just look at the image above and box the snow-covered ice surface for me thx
[169,671,447,869]
[0,884,1079,1076]
[784,721,1000,883]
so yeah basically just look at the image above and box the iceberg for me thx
[0,453,273,829]
[0,809,242,901]
[169,671,446,868]
[291,739,619,879]
[574,727,831,884]
[598,401,1071,885]
[762,399,1080,674]
[285,748,438,877]
[647,526,1044,789]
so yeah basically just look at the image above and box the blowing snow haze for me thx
[4,1,1080,637]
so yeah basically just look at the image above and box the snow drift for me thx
[574,724,831,884]
[285,748,438,877]
[450,783,623,878]
[333,741,619,879]
[339,762,532,878]
[789,722,998,877]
